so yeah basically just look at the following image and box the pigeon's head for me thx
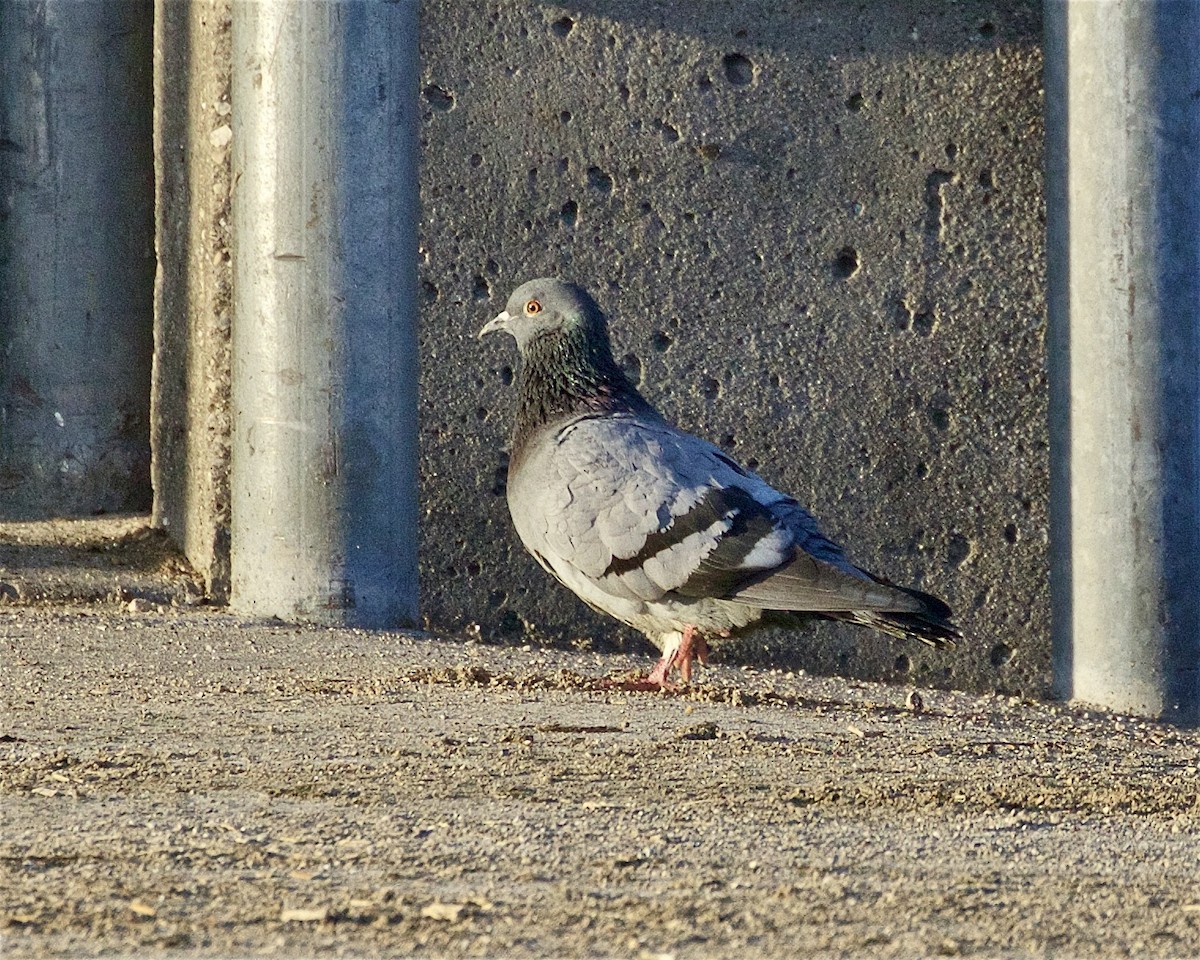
[479,277,607,352]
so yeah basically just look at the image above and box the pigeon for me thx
[480,277,960,688]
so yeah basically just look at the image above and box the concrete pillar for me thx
[0,0,154,518]
[151,0,235,600]
[229,0,419,626]
[1046,0,1200,723]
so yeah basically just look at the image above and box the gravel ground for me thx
[3,605,1200,959]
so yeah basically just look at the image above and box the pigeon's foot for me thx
[600,625,709,692]
[599,653,680,692]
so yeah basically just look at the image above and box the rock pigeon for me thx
[480,277,960,688]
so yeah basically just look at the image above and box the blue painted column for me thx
[0,1,154,518]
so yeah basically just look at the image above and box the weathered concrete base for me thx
[151,0,234,599]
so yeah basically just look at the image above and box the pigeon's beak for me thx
[478,310,511,339]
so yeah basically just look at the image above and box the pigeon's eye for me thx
[524,299,542,316]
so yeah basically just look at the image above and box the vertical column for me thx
[229,0,419,626]
[151,0,235,600]
[1046,0,1200,723]
[0,0,154,518]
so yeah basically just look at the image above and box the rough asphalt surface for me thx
[3,603,1200,958]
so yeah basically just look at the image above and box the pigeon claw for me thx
[600,625,709,692]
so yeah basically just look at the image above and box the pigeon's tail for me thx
[827,583,960,648]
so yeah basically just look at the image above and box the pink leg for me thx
[675,625,709,683]
[599,627,708,691]
[597,624,700,691]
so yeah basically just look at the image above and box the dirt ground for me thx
[2,520,1200,958]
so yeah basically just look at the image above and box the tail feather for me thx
[827,583,961,648]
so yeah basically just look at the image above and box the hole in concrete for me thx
[701,377,721,400]
[559,109,572,123]
[469,153,483,168]
[620,352,643,385]
[894,653,911,674]
[832,247,860,280]
[587,166,614,194]
[978,21,996,38]
[473,275,491,301]
[421,280,439,303]
[423,84,454,111]
[915,461,929,479]
[846,91,865,112]
[913,310,936,336]
[655,119,680,143]
[978,167,995,190]
[618,83,631,102]
[722,433,737,449]
[927,394,951,432]
[697,143,721,161]
[990,643,1013,667]
[722,52,754,86]
[560,199,578,227]
[946,533,971,568]
[498,609,524,635]
[651,330,673,353]
[1003,522,1019,544]
[551,16,575,37]
[945,141,958,161]
[500,365,514,386]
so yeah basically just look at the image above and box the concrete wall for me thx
[419,1,1048,695]
[150,0,1047,695]
[152,0,233,599]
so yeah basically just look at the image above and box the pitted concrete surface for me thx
[3,610,1200,958]
[419,0,1048,696]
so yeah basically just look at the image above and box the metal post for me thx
[229,0,419,626]
[1046,0,1200,723]
[0,0,154,518]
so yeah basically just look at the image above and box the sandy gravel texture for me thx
[2,609,1199,959]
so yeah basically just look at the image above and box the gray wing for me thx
[509,414,921,613]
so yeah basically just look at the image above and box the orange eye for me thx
[525,299,542,315]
